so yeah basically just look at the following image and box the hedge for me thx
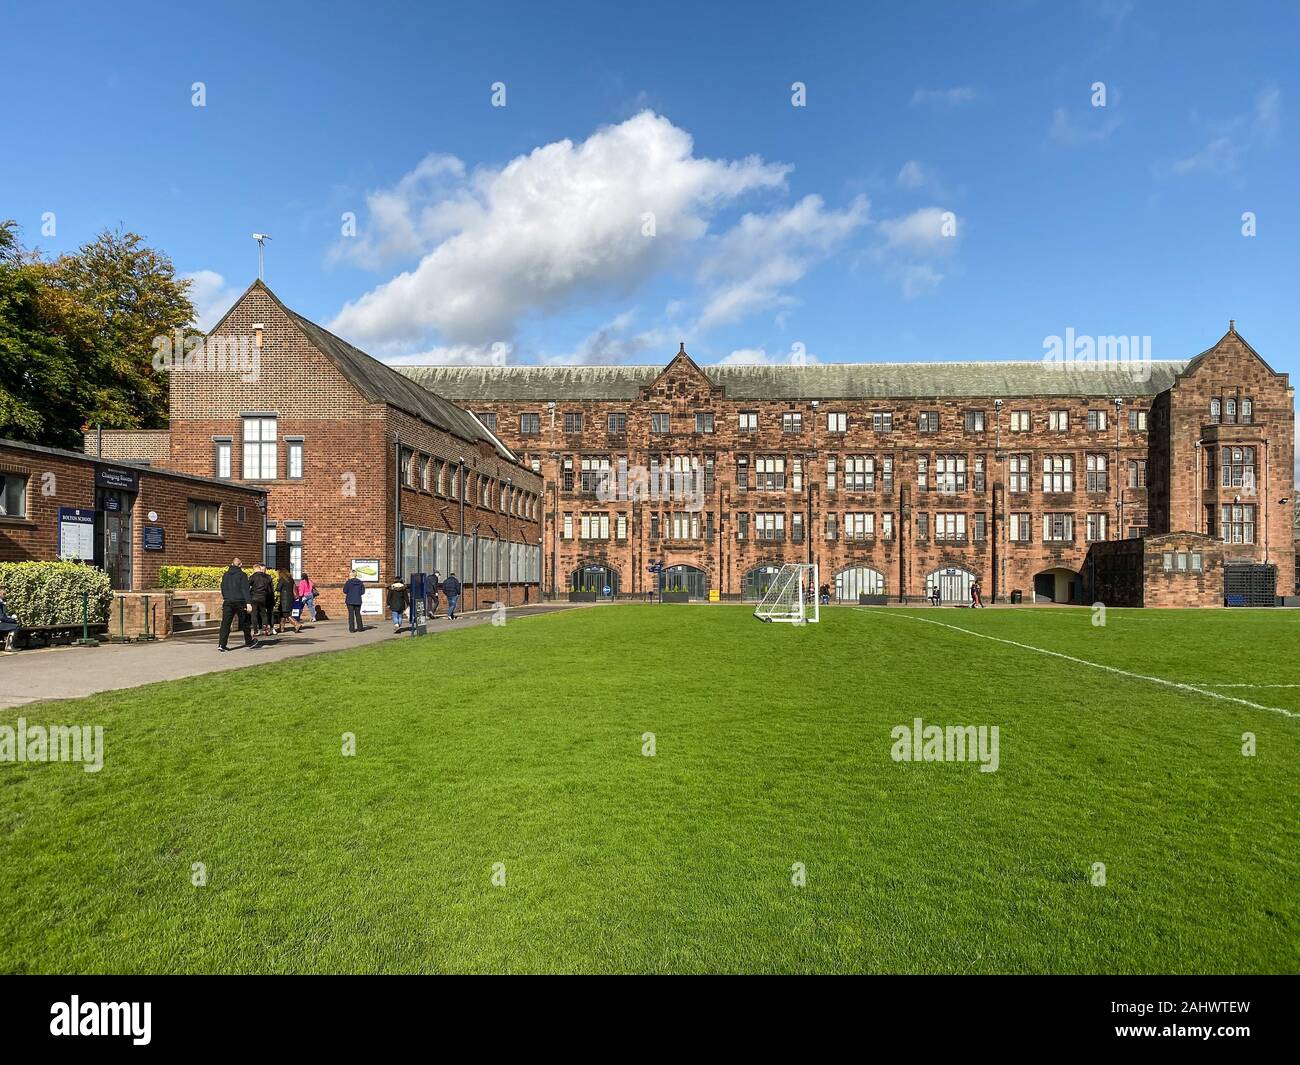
[158,565,287,592]
[0,561,114,626]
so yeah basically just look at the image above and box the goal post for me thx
[753,563,820,624]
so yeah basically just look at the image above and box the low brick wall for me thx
[107,591,174,640]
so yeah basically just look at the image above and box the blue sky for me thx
[2,0,1297,379]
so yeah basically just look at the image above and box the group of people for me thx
[341,569,463,634]
[217,559,319,652]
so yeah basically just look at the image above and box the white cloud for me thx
[183,270,241,331]
[383,341,512,366]
[911,87,976,108]
[694,194,869,330]
[718,346,819,366]
[896,160,932,190]
[1165,85,1280,177]
[1048,106,1122,147]
[874,207,959,298]
[329,111,789,348]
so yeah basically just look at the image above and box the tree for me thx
[0,222,197,448]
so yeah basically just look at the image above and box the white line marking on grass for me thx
[870,610,1299,720]
[1203,683,1300,689]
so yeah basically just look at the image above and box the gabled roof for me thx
[220,282,517,462]
[1179,323,1284,382]
[398,359,1187,402]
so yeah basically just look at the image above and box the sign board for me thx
[57,508,96,561]
[95,466,139,492]
[361,588,384,616]
[142,525,165,551]
[103,495,121,511]
[351,559,380,582]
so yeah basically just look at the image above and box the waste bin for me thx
[1010,590,1023,604]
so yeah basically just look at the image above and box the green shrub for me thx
[0,561,113,626]
[157,565,285,592]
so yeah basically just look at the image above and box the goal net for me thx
[753,563,820,624]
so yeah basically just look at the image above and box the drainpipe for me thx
[505,476,513,606]
[458,456,466,582]
[394,435,402,580]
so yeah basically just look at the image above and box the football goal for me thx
[753,563,820,624]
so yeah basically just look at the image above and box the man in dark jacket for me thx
[443,572,462,620]
[343,570,366,632]
[218,558,258,651]
[249,564,275,635]
[387,580,409,633]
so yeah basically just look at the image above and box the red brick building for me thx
[92,281,543,616]
[400,325,1294,605]
[1,438,265,589]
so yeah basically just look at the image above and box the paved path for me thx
[0,603,579,710]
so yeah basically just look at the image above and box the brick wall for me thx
[82,429,173,465]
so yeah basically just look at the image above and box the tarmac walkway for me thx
[0,603,579,710]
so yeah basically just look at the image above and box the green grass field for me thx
[2,604,1297,974]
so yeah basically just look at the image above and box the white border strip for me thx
[870,610,1299,719]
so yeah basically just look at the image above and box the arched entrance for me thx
[571,564,619,597]
[660,564,707,599]
[925,566,976,603]
[834,566,886,601]
[1033,567,1078,604]
[742,564,783,601]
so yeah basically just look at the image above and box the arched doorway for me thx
[835,566,886,601]
[742,564,783,601]
[925,566,976,603]
[661,564,707,599]
[1033,567,1078,603]
[571,564,619,597]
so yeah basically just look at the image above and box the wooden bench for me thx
[2,623,105,652]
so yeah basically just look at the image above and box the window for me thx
[580,512,609,540]
[241,415,277,479]
[1241,398,1253,424]
[1220,504,1256,544]
[435,459,446,494]
[782,412,802,434]
[916,456,928,491]
[263,521,276,568]
[935,455,966,493]
[1009,513,1032,543]
[972,512,986,542]
[1210,398,1221,424]
[1043,513,1074,543]
[827,412,847,433]
[1087,409,1108,432]
[287,438,304,480]
[844,456,873,492]
[881,456,894,490]
[0,472,28,517]
[285,523,303,579]
[399,447,415,488]
[669,512,702,540]
[738,411,758,432]
[448,463,459,499]
[824,513,837,541]
[756,513,784,541]
[918,411,939,433]
[188,500,220,535]
[1220,446,1256,491]
[973,454,986,492]
[704,454,716,494]
[616,513,628,540]
[695,412,715,434]
[1191,552,1203,572]
[478,412,498,431]
[882,513,894,541]
[607,412,626,434]
[1042,454,1074,494]
[1010,410,1030,432]
[1127,459,1147,489]
[1128,409,1148,431]
[213,438,232,479]
[754,455,780,494]
[1048,410,1069,432]
[1086,512,1108,542]
[791,513,804,542]
[1009,454,1031,493]
[562,513,573,540]
[934,513,966,541]
[651,413,670,434]
[520,413,540,435]
[844,512,874,541]
[791,456,802,492]
[1163,552,1174,572]
[963,411,985,432]
[736,455,750,491]
[872,411,893,433]
[915,512,929,540]
[420,455,431,491]
[1225,398,1237,424]
[736,513,748,541]
[562,412,583,434]
[825,456,836,491]
[1085,454,1107,492]
[580,456,610,494]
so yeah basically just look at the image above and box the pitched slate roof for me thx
[397,359,1188,402]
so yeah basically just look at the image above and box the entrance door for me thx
[97,489,134,590]
[926,567,974,603]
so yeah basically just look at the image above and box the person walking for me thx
[0,587,19,646]
[387,579,409,633]
[218,558,259,651]
[427,570,441,620]
[296,572,317,623]
[276,567,302,633]
[343,570,366,633]
[443,571,462,620]
[971,580,984,609]
[249,564,275,635]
